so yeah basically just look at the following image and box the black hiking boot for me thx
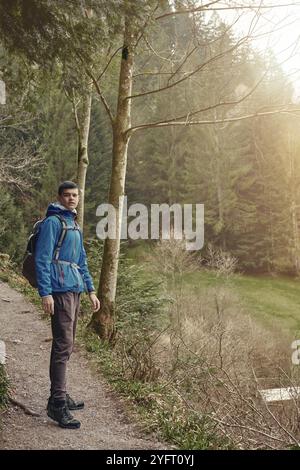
[66,393,84,411]
[47,399,81,429]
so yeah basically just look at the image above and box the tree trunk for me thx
[288,129,300,274]
[212,123,226,249]
[76,85,92,229]
[89,22,135,341]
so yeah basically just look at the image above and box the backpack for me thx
[22,214,69,288]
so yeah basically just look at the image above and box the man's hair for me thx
[58,181,79,196]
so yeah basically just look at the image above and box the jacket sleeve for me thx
[35,217,60,297]
[78,232,95,293]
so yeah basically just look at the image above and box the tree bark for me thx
[75,85,92,229]
[89,21,135,341]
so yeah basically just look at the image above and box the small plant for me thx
[205,243,238,278]
[0,364,9,410]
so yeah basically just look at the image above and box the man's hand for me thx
[42,295,54,315]
[89,292,101,312]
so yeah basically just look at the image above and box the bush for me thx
[0,188,27,264]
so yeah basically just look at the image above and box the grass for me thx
[182,271,300,334]
[126,243,300,335]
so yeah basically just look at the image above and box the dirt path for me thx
[0,281,168,450]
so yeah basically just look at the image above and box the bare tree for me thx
[84,0,300,340]
[0,138,45,193]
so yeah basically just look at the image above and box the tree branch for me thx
[89,70,115,126]
[142,35,175,63]
[129,69,267,132]
[126,36,248,100]
[133,1,160,50]
[73,49,115,125]
[155,1,300,20]
[96,46,123,82]
[127,107,300,135]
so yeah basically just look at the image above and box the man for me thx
[35,181,100,429]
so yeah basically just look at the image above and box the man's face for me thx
[58,188,79,211]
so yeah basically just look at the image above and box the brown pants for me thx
[50,292,81,401]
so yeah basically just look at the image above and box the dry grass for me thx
[129,239,300,449]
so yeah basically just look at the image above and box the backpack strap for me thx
[52,214,68,261]
[73,220,81,231]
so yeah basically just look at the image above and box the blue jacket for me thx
[35,203,95,297]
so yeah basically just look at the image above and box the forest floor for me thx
[0,280,169,450]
